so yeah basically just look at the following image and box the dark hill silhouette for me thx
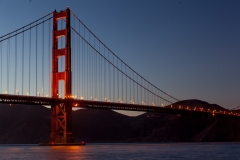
[172,99,227,111]
[0,100,240,143]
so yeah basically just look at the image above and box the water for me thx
[0,143,239,159]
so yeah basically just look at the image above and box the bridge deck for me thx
[0,94,239,120]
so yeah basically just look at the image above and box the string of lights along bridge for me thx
[0,8,239,144]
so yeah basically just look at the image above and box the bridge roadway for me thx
[0,94,239,120]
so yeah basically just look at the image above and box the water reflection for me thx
[0,143,240,160]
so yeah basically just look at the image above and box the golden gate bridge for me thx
[0,8,239,145]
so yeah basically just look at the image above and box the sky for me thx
[0,0,240,113]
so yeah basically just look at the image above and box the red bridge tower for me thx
[50,8,74,143]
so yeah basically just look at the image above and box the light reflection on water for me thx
[0,143,240,160]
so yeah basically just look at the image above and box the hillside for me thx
[0,100,240,143]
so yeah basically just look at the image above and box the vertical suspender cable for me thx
[147,83,149,105]
[7,37,10,94]
[141,77,142,104]
[92,37,97,98]
[104,47,106,100]
[87,31,89,99]
[83,28,85,99]
[113,55,114,102]
[29,25,31,95]
[91,36,93,100]
[94,37,96,99]
[121,62,123,102]
[86,31,88,99]
[22,28,24,95]
[133,70,134,103]
[36,23,38,96]
[128,68,133,103]
[42,19,44,96]
[126,65,127,103]
[93,38,94,99]
[109,50,111,101]
[82,28,84,98]
[76,19,78,98]
[0,40,1,93]
[79,21,81,99]
[98,42,100,100]
[99,43,101,101]
[117,59,119,102]
[78,20,80,98]
[144,81,146,105]
[130,69,131,103]
[15,32,17,94]
[42,18,44,97]
[71,18,73,97]
[91,37,93,99]
[155,87,156,106]
[89,35,91,99]
[137,74,138,104]
[77,21,80,98]
[152,85,153,105]
[49,15,51,97]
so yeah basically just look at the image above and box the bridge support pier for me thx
[50,101,74,143]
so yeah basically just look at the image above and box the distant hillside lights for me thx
[171,103,240,117]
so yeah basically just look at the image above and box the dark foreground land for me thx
[0,100,240,143]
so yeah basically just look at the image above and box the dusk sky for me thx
[0,0,240,111]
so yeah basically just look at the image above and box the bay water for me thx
[0,143,239,159]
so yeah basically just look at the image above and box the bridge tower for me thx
[50,8,74,143]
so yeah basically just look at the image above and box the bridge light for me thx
[5,91,7,94]
[26,92,28,96]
